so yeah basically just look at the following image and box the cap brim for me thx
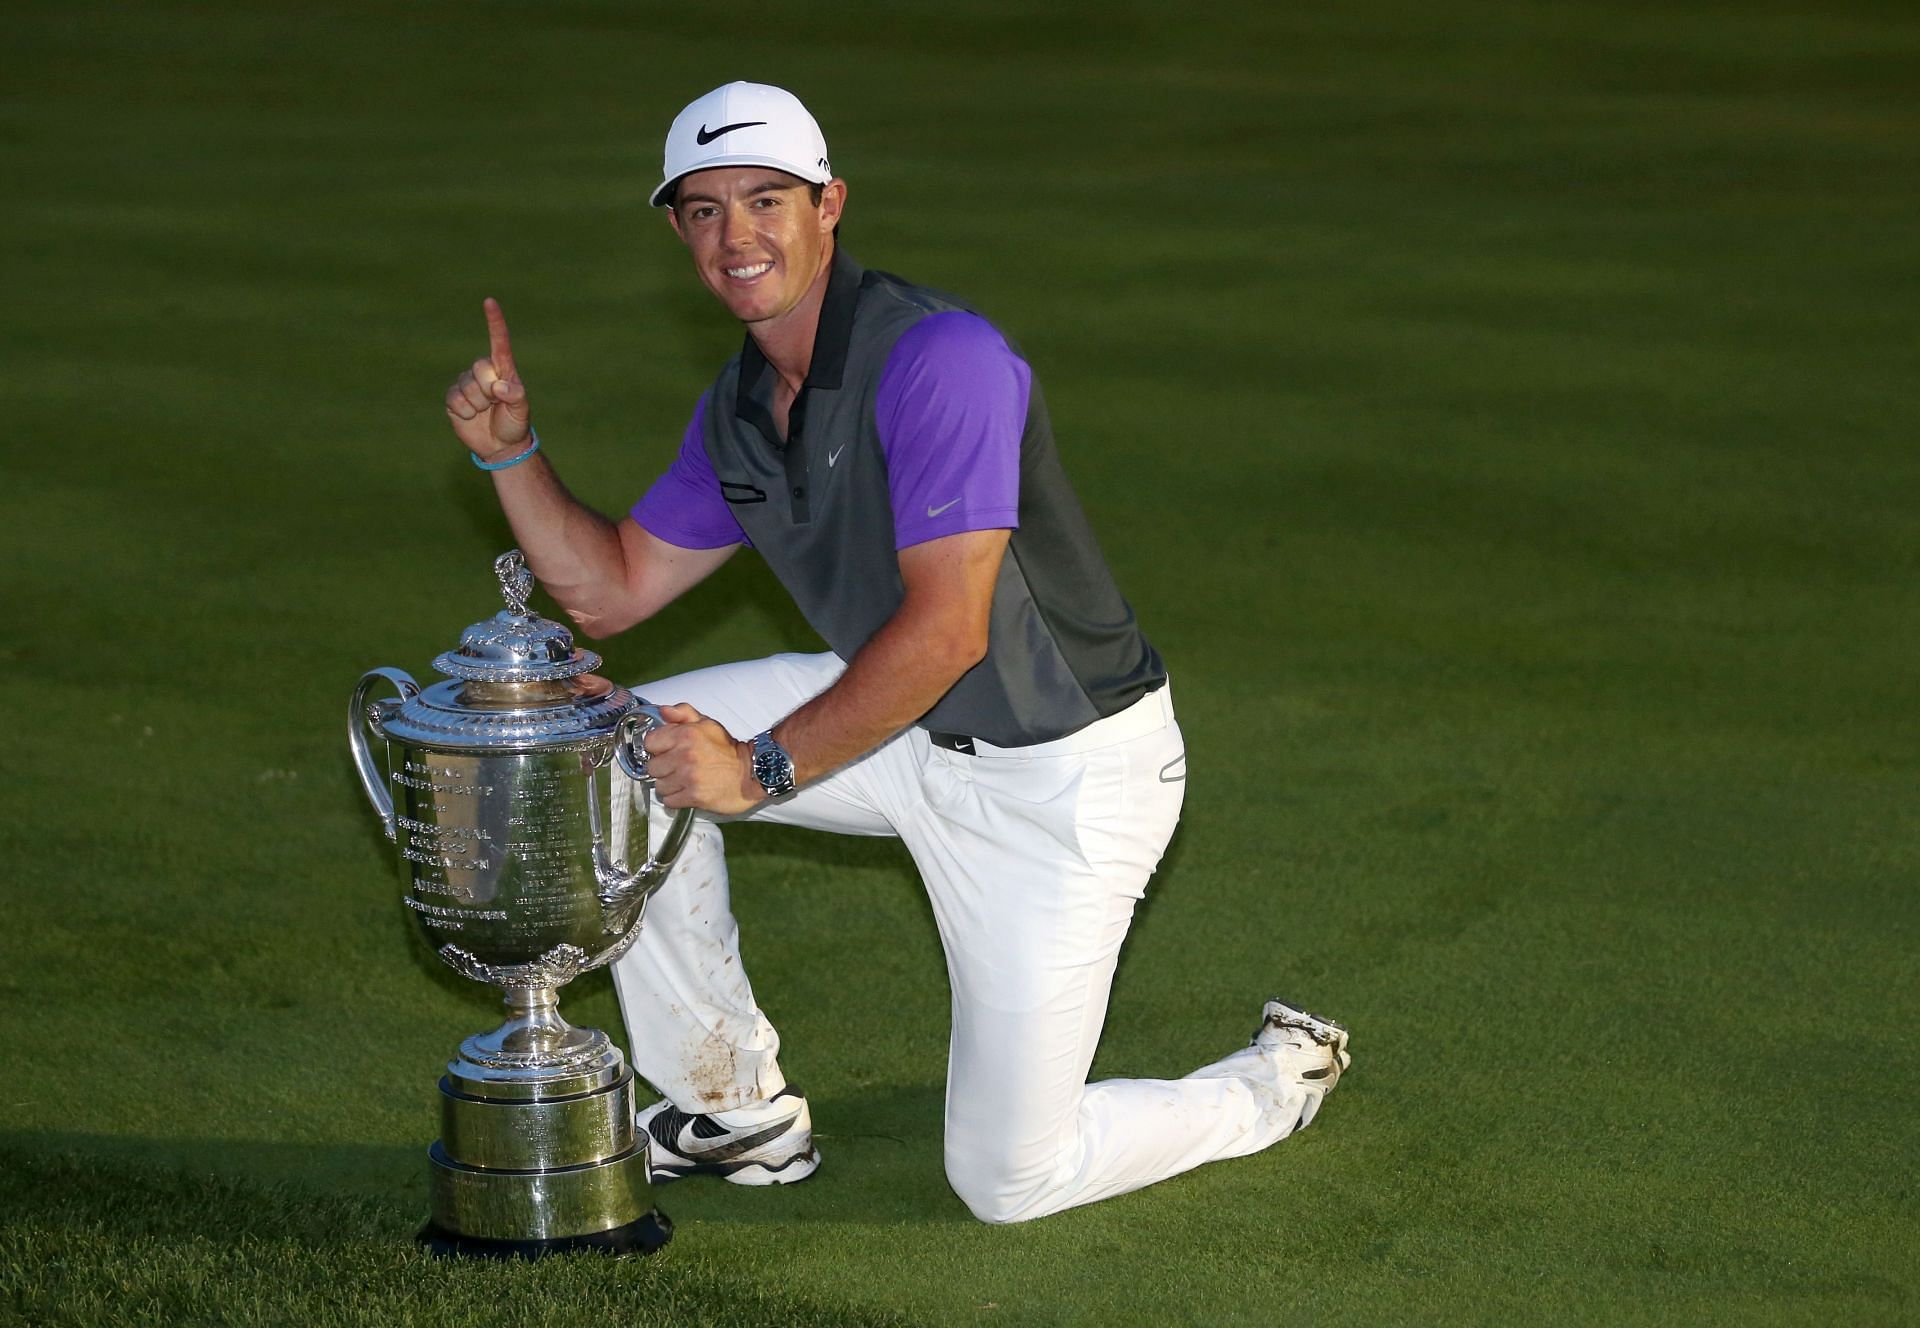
[651,155,833,208]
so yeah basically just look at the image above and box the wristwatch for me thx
[749,729,798,799]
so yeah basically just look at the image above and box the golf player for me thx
[443,82,1351,1223]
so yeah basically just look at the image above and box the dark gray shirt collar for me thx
[735,247,865,446]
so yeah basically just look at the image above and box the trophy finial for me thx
[435,549,600,683]
[495,550,534,617]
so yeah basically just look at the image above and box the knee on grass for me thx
[944,1153,1055,1226]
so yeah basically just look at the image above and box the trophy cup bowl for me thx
[349,551,692,1258]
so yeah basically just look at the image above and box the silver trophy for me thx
[349,550,691,1258]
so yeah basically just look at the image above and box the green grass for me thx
[4,0,1917,1323]
[0,1154,907,1328]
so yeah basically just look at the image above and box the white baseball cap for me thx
[651,82,833,208]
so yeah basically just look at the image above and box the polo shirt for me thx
[633,249,1164,747]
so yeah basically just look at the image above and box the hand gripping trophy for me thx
[349,550,690,1258]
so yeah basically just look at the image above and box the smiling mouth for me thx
[724,261,773,280]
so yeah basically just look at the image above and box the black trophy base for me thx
[416,1209,673,1261]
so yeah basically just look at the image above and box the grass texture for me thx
[3,0,1917,1323]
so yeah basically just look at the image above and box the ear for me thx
[666,206,689,245]
[817,179,847,234]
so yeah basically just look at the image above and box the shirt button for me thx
[792,486,805,498]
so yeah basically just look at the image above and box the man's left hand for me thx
[642,702,762,813]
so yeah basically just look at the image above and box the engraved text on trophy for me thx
[392,748,614,966]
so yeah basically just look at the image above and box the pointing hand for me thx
[445,298,532,462]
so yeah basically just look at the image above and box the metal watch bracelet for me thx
[749,729,797,798]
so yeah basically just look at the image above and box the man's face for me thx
[668,168,846,327]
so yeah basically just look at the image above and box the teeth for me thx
[726,262,773,279]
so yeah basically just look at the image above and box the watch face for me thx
[753,743,794,793]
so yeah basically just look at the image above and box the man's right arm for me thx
[493,460,734,639]
[445,298,735,639]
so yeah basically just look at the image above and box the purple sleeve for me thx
[876,311,1027,550]
[629,394,748,550]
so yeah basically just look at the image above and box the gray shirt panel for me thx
[700,250,1164,747]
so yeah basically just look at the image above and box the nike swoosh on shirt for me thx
[926,498,961,518]
[696,120,766,145]
[827,444,847,467]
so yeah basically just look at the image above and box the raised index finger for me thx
[483,297,517,377]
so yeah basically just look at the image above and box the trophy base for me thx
[416,1209,672,1261]
[417,1208,672,1261]
[420,990,671,1255]
[426,1133,667,1248]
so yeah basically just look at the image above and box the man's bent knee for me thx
[944,1152,1056,1225]
[947,1172,1029,1225]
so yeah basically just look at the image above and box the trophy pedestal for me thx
[418,988,671,1260]
[417,1211,673,1261]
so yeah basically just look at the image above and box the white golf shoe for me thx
[637,1085,821,1186]
[1195,998,1351,1136]
[1252,999,1350,1129]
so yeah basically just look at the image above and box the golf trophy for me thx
[349,550,691,1258]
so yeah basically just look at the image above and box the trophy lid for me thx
[432,551,601,684]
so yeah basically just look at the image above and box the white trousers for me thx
[608,652,1298,1223]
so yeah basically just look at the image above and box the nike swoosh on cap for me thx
[927,498,961,518]
[696,120,767,145]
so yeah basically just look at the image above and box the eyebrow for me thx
[676,179,802,208]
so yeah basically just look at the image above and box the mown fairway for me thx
[3,2,1916,1324]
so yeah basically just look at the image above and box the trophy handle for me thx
[611,703,669,785]
[350,667,422,841]
[594,705,695,917]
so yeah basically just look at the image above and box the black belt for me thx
[928,680,1167,757]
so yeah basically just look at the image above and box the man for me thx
[443,82,1351,1224]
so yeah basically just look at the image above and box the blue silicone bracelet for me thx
[473,429,541,472]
